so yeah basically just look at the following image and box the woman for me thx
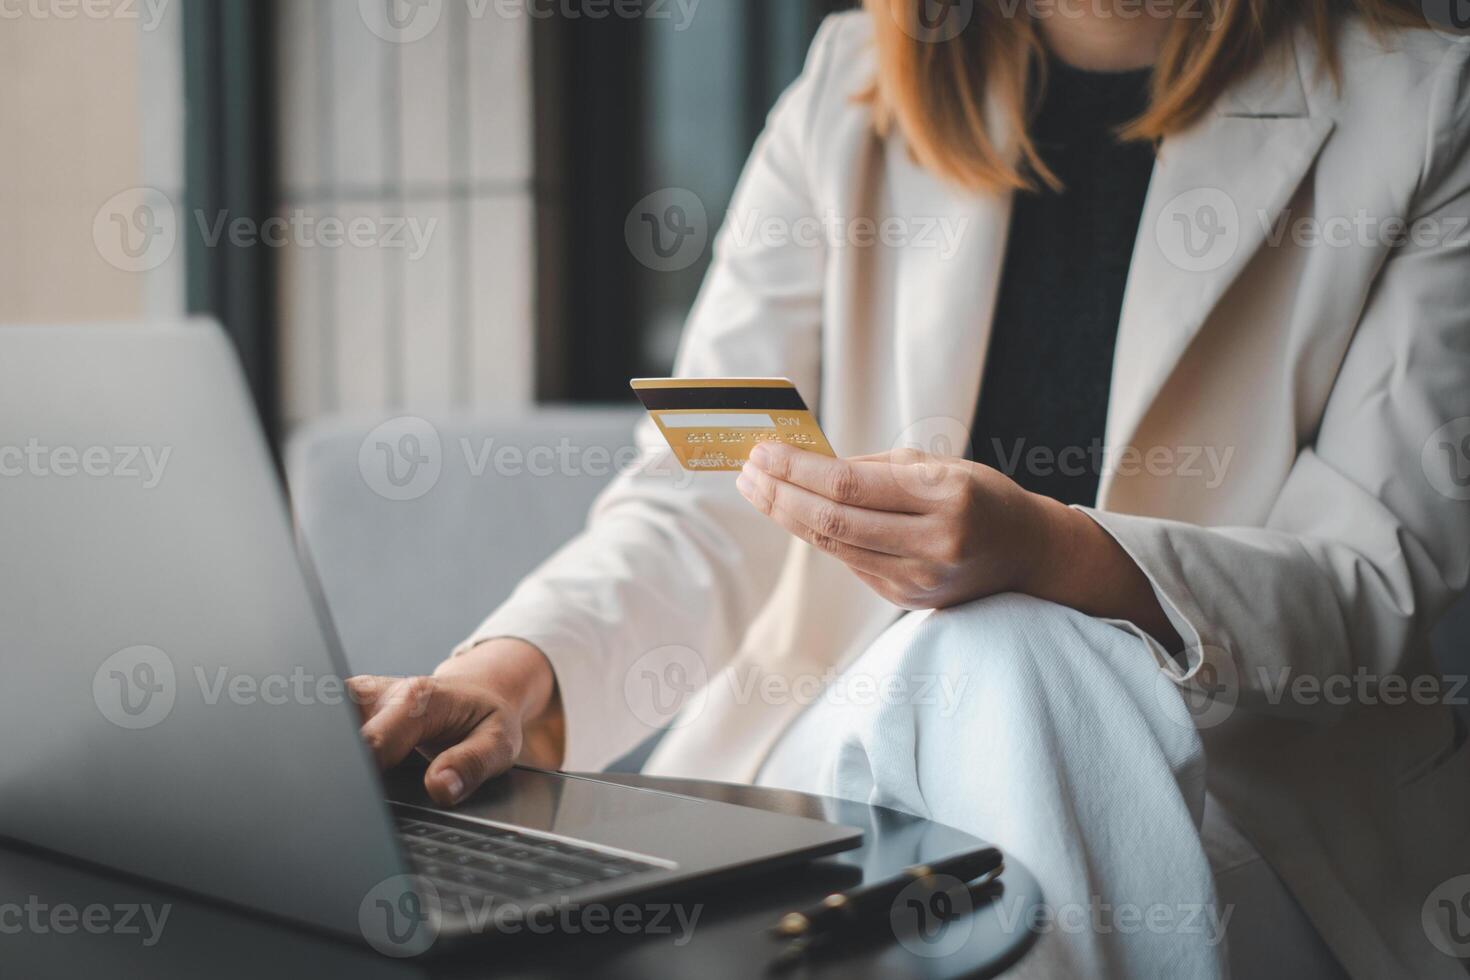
[351,2,1470,975]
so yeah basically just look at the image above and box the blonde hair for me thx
[864,0,1435,192]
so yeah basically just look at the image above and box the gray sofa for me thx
[286,409,640,679]
[286,409,1469,722]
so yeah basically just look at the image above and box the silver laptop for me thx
[0,321,861,957]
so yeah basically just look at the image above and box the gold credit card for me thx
[631,377,836,472]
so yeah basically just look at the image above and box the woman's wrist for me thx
[1013,491,1182,651]
[1010,490,1083,600]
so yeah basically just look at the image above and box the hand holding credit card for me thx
[631,378,835,471]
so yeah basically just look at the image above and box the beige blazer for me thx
[463,14,1470,977]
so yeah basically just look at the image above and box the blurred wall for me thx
[0,3,185,324]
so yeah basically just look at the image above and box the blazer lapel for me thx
[886,124,1014,455]
[1102,43,1334,503]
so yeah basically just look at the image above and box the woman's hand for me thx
[347,638,564,807]
[736,442,1181,647]
[736,442,1045,609]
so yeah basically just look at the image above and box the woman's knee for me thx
[828,592,1144,728]
[894,592,1099,680]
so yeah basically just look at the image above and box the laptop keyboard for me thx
[394,809,663,911]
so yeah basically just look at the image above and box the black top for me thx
[971,57,1155,507]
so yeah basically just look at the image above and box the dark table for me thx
[0,773,1041,979]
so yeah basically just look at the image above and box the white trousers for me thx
[758,594,1270,978]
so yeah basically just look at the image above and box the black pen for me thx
[770,846,1003,941]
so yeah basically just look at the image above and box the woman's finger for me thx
[422,713,520,806]
[747,442,924,513]
[357,677,445,771]
[738,461,924,556]
[848,448,973,509]
[738,466,910,578]
[346,674,396,724]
